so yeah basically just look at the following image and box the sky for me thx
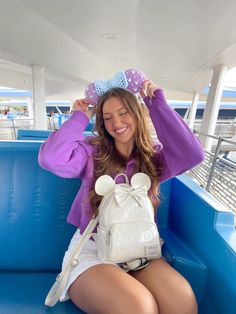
[224,66,236,88]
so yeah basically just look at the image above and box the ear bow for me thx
[85,69,146,105]
[95,172,151,196]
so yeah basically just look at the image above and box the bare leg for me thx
[68,263,159,314]
[130,258,198,314]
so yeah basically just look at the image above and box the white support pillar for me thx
[69,100,73,113]
[188,92,199,130]
[199,65,227,151]
[27,97,34,127]
[31,66,47,129]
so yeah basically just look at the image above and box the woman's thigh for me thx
[130,258,198,314]
[68,263,158,314]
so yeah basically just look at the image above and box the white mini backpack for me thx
[95,172,162,263]
[45,172,162,307]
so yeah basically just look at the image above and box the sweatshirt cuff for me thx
[70,110,90,126]
[144,89,168,109]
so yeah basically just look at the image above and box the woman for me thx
[39,75,204,314]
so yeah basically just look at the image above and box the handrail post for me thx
[206,137,223,191]
[11,119,17,140]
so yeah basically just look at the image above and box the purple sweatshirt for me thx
[38,89,204,234]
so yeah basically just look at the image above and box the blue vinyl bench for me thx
[0,140,235,314]
[17,129,94,141]
[17,129,52,141]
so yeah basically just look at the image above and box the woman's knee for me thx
[68,264,159,314]
[123,289,159,314]
[131,259,197,314]
[177,281,198,314]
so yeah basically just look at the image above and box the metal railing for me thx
[0,118,35,140]
[0,117,55,139]
[189,131,236,217]
[194,119,236,138]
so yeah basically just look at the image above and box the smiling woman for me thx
[38,68,205,314]
[1,1,236,312]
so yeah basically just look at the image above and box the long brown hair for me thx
[88,87,162,217]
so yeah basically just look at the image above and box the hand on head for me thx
[72,99,95,118]
[139,80,158,99]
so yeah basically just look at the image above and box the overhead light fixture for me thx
[163,77,170,81]
[100,33,122,40]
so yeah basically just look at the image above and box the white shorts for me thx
[60,228,120,302]
[59,228,162,302]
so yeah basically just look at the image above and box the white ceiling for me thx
[0,0,236,100]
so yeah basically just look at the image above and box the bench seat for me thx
[160,228,207,302]
[0,272,85,314]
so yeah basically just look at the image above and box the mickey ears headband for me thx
[84,69,147,105]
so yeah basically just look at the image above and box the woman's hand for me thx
[72,99,95,118]
[140,80,159,99]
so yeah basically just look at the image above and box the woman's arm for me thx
[38,100,95,179]
[143,84,204,183]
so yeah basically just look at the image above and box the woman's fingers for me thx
[73,99,90,112]
[140,80,158,99]
[147,81,157,98]
[139,80,150,99]
[71,99,96,119]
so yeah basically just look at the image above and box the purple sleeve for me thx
[144,89,204,183]
[38,110,94,178]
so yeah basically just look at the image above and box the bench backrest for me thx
[17,129,94,141]
[17,129,52,141]
[0,141,171,271]
[0,141,80,271]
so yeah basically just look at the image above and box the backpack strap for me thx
[45,216,99,307]
[114,173,129,184]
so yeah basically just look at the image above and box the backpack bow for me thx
[114,185,147,207]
